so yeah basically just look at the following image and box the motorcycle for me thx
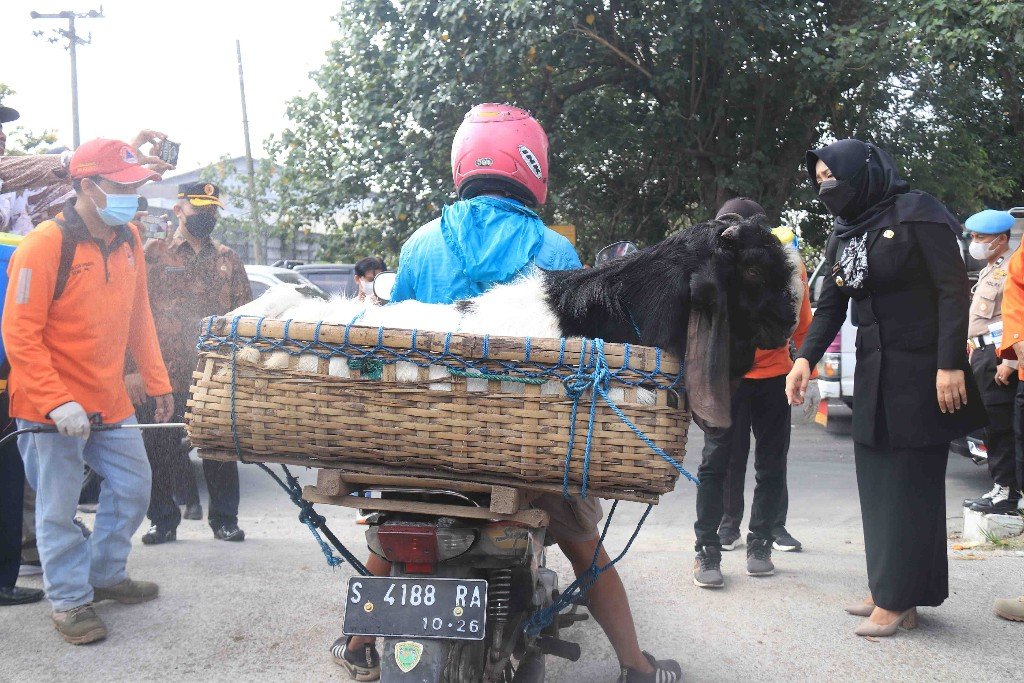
[341,485,587,682]
[346,243,646,681]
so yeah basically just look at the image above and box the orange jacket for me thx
[998,246,1024,377]
[745,261,815,380]
[2,202,171,424]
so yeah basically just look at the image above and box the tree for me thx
[200,140,307,265]
[0,84,59,155]
[895,0,1024,215]
[278,1,910,259]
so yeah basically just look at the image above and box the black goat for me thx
[544,217,800,428]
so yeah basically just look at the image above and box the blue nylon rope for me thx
[522,499,654,636]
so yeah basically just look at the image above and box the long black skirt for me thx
[854,440,949,611]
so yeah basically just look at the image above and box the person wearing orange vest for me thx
[693,198,815,590]
[2,138,172,645]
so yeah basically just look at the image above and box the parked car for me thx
[245,264,328,299]
[293,263,359,297]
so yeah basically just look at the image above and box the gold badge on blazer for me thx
[883,229,895,239]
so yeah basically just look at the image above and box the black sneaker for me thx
[617,652,682,682]
[963,483,1000,508]
[718,527,742,551]
[0,586,45,606]
[183,504,203,521]
[772,528,803,552]
[213,524,246,542]
[331,636,381,681]
[141,526,177,545]
[746,538,775,576]
[693,546,724,588]
[969,486,1021,515]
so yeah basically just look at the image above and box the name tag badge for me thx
[989,320,1004,345]
[164,266,188,275]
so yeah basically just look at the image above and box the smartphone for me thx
[158,140,180,166]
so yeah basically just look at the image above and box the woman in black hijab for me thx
[786,139,986,637]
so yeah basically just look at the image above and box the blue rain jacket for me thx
[390,196,581,305]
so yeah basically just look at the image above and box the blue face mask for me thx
[94,187,139,226]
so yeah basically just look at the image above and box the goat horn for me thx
[720,225,741,240]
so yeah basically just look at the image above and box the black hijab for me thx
[806,139,958,239]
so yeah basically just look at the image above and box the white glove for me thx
[801,380,821,423]
[49,402,92,439]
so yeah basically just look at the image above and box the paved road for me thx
[3,414,1022,682]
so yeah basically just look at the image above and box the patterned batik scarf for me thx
[838,233,869,290]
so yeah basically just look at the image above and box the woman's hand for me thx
[786,358,812,406]
[936,369,967,413]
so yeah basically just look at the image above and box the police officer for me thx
[963,209,1021,515]
[126,182,253,545]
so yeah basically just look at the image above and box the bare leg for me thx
[348,554,391,651]
[558,537,653,674]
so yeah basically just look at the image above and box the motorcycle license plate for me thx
[343,577,488,641]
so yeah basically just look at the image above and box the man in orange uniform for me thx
[994,208,1024,622]
[693,198,815,589]
[2,138,172,645]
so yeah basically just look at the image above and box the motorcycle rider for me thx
[330,103,681,683]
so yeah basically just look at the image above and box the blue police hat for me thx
[965,209,1015,235]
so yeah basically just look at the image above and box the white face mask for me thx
[969,239,1003,261]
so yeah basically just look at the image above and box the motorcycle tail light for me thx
[368,524,477,565]
[435,528,477,560]
[376,524,438,565]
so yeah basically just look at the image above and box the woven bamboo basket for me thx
[186,317,690,501]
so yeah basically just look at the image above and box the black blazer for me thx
[798,220,987,448]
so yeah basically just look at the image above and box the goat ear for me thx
[719,224,741,241]
[684,266,732,431]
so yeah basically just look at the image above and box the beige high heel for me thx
[845,601,874,617]
[854,608,918,637]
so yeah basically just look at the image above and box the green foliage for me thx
[278,1,909,257]
[897,0,1024,215]
[0,83,59,155]
[275,1,1023,259]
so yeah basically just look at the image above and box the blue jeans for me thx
[18,416,151,611]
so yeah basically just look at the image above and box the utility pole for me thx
[236,39,265,264]
[31,7,104,148]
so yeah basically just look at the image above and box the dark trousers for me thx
[694,375,790,549]
[970,345,1019,494]
[720,436,790,535]
[855,439,949,611]
[142,393,239,531]
[0,412,25,588]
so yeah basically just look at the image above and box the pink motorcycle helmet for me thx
[451,103,549,207]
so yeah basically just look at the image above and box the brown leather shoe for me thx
[93,578,159,605]
[52,604,107,645]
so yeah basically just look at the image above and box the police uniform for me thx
[966,209,1020,508]
[135,182,253,539]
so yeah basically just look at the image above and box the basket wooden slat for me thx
[186,317,690,500]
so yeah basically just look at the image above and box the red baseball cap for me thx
[69,138,160,185]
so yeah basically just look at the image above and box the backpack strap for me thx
[52,217,77,301]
